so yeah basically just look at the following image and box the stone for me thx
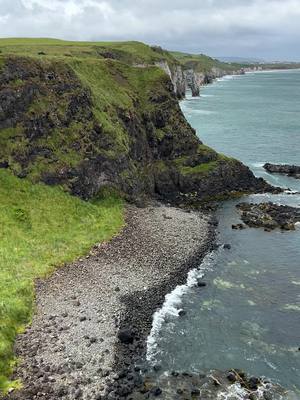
[236,202,300,231]
[227,372,237,382]
[191,387,200,396]
[232,223,246,230]
[74,388,83,398]
[150,387,162,396]
[118,329,135,344]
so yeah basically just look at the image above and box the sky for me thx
[1,0,300,61]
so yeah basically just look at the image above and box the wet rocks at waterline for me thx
[126,369,287,400]
[264,163,300,179]
[236,202,300,231]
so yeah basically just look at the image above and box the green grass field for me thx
[0,38,176,66]
[0,170,124,393]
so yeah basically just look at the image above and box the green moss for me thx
[0,127,24,163]
[0,169,124,393]
[180,160,219,175]
[153,160,168,172]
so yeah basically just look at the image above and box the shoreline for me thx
[5,203,215,400]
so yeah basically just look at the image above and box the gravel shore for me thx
[5,203,214,400]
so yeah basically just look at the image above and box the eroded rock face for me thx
[264,163,300,179]
[236,202,300,230]
[0,56,276,204]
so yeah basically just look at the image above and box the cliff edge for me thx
[0,39,273,205]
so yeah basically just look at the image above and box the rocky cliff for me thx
[0,40,274,205]
[170,51,246,97]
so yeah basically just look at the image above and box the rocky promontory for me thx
[0,42,276,206]
[264,163,300,179]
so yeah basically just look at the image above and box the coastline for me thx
[5,203,215,400]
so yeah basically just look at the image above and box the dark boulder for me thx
[264,163,300,179]
[118,329,135,344]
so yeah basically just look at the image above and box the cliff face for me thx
[154,63,245,99]
[169,51,247,97]
[0,42,273,204]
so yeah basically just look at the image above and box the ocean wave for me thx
[146,250,218,362]
[216,381,281,400]
[251,162,266,168]
[190,109,216,115]
[217,75,234,82]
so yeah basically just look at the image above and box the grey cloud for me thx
[0,0,300,60]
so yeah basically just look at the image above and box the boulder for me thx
[118,329,135,344]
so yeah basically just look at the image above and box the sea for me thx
[146,69,300,398]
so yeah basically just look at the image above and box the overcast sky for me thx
[1,0,300,60]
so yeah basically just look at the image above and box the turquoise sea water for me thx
[148,70,300,396]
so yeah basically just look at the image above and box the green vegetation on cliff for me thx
[0,170,123,392]
[170,50,246,73]
[0,38,176,65]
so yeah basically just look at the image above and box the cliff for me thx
[0,39,273,205]
[170,51,247,96]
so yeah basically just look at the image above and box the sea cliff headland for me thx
[0,38,285,398]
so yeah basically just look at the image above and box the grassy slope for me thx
[0,170,124,392]
[170,50,246,73]
[0,38,176,65]
[171,50,300,72]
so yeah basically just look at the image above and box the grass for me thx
[180,160,219,175]
[0,38,177,66]
[0,170,124,393]
[170,51,247,73]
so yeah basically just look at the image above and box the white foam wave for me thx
[217,75,234,82]
[216,381,281,400]
[146,250,218,362]
[201,94,215,97]
[251,162,265,168]
[190,109,216,115]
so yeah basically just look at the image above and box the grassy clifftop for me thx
[0,38,177,66]
[170,50,246,73]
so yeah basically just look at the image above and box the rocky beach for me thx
[4,204,214,400]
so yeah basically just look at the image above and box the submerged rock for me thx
[232,223,246,230]
[236,202,300,230]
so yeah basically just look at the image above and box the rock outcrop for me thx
[0,54,275,205]
[264,163,300,179]
[236,202,300,230]
[126,369,287,400]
